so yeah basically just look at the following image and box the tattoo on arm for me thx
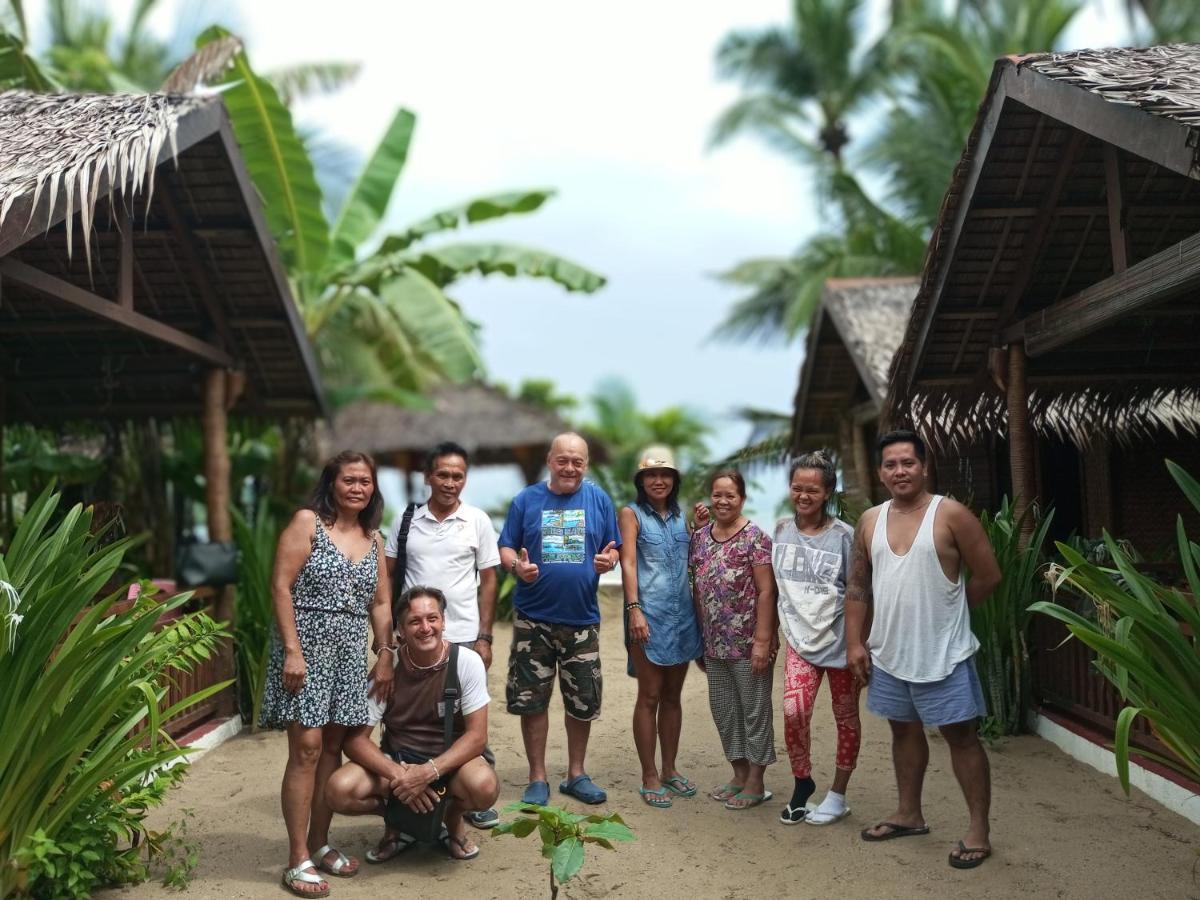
[845,524,872,606]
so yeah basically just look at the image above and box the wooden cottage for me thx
[882,44,1200,761]
[0,90,326,728]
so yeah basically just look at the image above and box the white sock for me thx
[815,791,846,815]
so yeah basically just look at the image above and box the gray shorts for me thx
[866,656,987,726]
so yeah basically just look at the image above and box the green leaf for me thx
[551,837,585,884]
[400,242,607,293]
[327,108,416,270]
[582,820,635,842]
[508,816,538,838]
[0,27,58,90]
[380,189,557,253]
[372,268,485,382]
[196,25,329,275]
[1113,706,1141,796]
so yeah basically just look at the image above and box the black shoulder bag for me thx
[390,502,420,618]
[383,643,461,843]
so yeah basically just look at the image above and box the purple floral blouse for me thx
[689,522,773,659]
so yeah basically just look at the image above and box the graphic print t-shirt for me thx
[498,480,620,626]
[773,517,854,667]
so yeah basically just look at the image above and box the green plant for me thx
[151,807,199,890]
[494,802,634,899]
[1030,460,1200,792]
[16,756,189,899]
[972,498,1055,738]
[231,504,279,731]
[0,486,230,897]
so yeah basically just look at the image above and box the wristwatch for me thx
[477,633,494,644]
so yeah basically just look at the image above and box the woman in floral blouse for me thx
[690,470,778,810]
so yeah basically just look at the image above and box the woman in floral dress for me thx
[690,469,778,810]
[260,451,395,897]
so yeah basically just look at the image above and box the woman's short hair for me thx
[395,584,447,621]
[708,468,746,498]
[310,450,383,534]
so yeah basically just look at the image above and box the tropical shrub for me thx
[0,487,229,897]
[231,505,279,731]
[973,498,1054,738]
[494,803,634,900]
[1030,460,1200,792]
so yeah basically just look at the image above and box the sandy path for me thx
[99,590,1198,899]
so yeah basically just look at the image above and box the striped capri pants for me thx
[705,656,776,766]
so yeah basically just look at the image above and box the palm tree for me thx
[1124,0,1200,42]
[711,0,882,167]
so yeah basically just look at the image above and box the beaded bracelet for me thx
[625,602,642,612]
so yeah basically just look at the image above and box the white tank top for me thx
[868,495,979,682]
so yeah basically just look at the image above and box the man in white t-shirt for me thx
[384,441,501,829]
[385,441,501,667]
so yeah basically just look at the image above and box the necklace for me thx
[891,498,932,516]
[404,640,447,671]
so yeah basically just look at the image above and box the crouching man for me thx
[326,586,499,862]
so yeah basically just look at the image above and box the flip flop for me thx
[364,832,416,864]
[662,774,698,797]
[780,803,808,825]
[861,821,931,841]
[312,844,357,877]
[522,780,551,805]
[806,806,851,826]
[724,789,773,810]
[709,783,743,802]
[639,786,672,808]
[949,840,992,869]
[559,774,607,805]
[441,831,481,861]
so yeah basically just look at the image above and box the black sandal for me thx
[860,821,931,841]
[948,840,991,869]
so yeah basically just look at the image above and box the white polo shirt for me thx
[385,502,500,644]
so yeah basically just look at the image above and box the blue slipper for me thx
[521,781,550,805]
[559,774,607,805]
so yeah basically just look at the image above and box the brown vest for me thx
[382,644,464,757]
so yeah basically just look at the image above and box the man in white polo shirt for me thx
[385,440,501,829]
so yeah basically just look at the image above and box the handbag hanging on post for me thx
[383,643,461,843]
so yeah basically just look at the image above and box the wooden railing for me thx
[1030,612,1164,756]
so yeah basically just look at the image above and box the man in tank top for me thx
[844,430,1002,870]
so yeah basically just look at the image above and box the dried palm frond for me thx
[0,90,209,268]
[159,35,243,95]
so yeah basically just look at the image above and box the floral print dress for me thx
[259,521,378,729]
[689,521,773,659]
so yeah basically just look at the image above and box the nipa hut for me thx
[0,90,326,727]
[882,44,1200,766]
[332,382,574,489]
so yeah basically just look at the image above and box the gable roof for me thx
[884,44,1200,448]
[791,277,915,450]
[0,90,324,421]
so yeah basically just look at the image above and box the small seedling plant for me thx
[494,802,635,898]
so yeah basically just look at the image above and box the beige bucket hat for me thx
[634,445,679,483]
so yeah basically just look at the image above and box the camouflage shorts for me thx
[506,617,602,721]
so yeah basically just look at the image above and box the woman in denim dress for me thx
[617,446,704,808]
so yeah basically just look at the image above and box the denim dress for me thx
[626,503,704,666]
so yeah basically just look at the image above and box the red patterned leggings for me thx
[782,646,863,778]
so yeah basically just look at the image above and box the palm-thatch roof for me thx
[884,43,1200,449]
[331,383,577,478]
[792,277,915,451]
[0,90,323,421]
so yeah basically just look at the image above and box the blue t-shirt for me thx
[498,480,621,626]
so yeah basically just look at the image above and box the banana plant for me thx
[189,28,606,407]
[0,487,230,896]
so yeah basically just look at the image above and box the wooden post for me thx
[852,422,874,506]
[202,367,236,716]
[1006,341,1038,544]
